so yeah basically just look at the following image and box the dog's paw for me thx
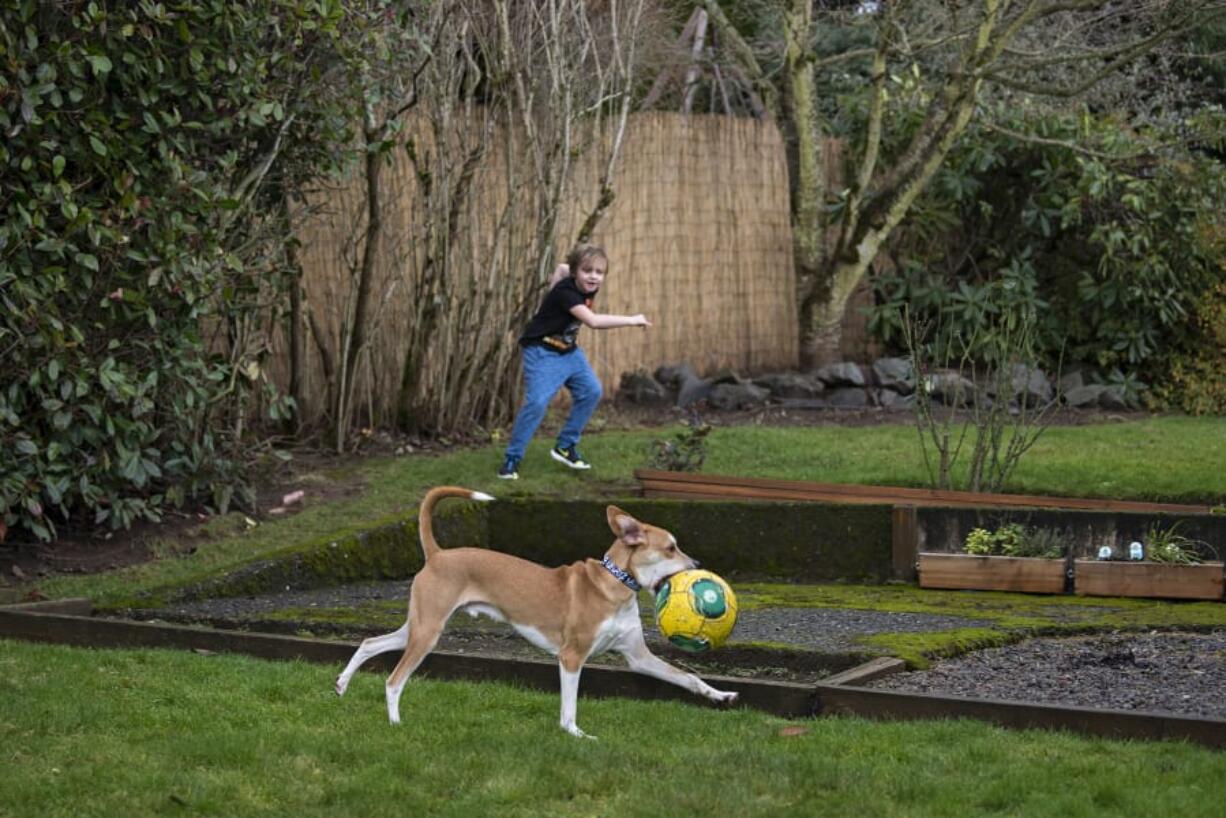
[335,676,348,697]
[561,722,597,739]
[712,690,739,706]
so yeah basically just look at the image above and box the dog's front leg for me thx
[621,640,739,705]
[558,650,596,739]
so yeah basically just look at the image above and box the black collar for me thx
[601,555,641,592]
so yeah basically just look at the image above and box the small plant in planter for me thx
[1075,522,1224,601]
[920,524,1069,593]
[1143,522,1216,565]
[963,524,1067,559]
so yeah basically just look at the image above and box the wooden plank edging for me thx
[814,681,1226,750]
[0,608,816,718]
[6,605,1221,748]
[634,469,1216,514]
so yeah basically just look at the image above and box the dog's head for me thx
[606,505,697,592]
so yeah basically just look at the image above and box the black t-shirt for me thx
[519,277,596,352]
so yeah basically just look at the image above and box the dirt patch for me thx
[0,450,367,594]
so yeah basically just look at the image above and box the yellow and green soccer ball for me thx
[653,569,738,652]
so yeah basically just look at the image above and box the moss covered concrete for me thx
[486,498,895,582]
[107,505,488,610]
[108,498,895,610]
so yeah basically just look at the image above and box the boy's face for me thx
[574,255,607,295]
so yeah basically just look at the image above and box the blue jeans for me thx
[505,345,603,461]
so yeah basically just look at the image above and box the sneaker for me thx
[497,456,520,480]
[550,445,591,470]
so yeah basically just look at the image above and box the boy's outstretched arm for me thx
[569,304,651,330]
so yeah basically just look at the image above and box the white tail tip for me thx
[471,491,496,502]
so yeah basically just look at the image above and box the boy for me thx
[498,244,651,479]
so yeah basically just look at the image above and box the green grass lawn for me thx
[3,640,1225,818]
[30,414,1226,607]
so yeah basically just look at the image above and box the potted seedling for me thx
[919,523,1069,594]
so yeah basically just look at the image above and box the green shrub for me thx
[963,523,1066,559]
[647,415,712,472]
[0,2,354,539]
[1151,278,1226,415]
[867,106,1226,392]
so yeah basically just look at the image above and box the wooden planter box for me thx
[1073,560,1225,601]
[917,553,1067,594]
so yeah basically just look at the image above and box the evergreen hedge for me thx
[1,1,352,540]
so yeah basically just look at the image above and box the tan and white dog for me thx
[335,486,738,737]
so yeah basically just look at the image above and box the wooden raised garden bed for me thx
[1073,561,1225,601]
[917,553,1067,594]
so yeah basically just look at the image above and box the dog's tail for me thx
[419,486,494,561]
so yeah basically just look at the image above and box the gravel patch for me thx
[130,583,1226,719]
[729,608,992,653]
[147,581,991,655]
[867,631,1226,720]
[159,581,414,620]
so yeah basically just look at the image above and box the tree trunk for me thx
[282,194,305,436]
[334,124,384,448]
[344,130,383,400]
[782,0,829,368]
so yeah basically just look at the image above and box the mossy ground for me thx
[736,582,1226,666]
[174,579,1226,673]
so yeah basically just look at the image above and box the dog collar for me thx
[601,556,641,592]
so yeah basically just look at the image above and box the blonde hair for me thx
[565,243,608,275]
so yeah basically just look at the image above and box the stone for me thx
[1011,363,1054,406]
[753,372,825,400]
[676,375,713,409]
[813,362,866,388]
[924,371,976,407]
[775,397,829,410]
[825,387,869,408]
[1058,369,1086,394]
[653,362,697,389]
[876,389,915,411]
[1099,384,1131,410]
[618,370,670,405]
[1063,384,1106,408]
[872,357,915,395]
[708,368,743,386]
[708,382,770,410]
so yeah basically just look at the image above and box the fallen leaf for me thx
[778,725,809,738]
[11,564,28,581]
[267,506,288,516]
[282,490,305,506]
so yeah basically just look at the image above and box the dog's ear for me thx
[606,505,646,546]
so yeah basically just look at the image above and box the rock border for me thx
[621,359,1139,412]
